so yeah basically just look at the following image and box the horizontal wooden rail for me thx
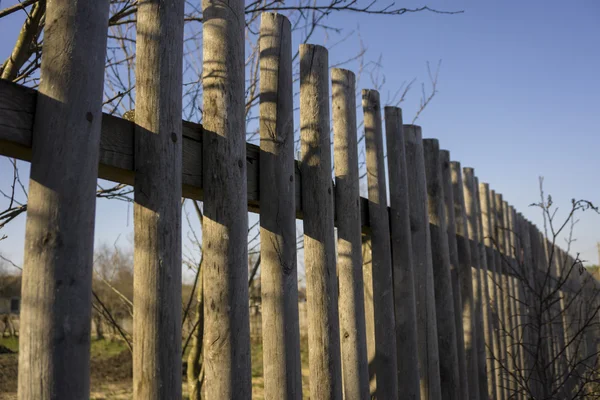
[0,79,372,228]
[0,78,584,286]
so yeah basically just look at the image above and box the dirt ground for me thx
[0,346,136,400]
[0,338,310,399]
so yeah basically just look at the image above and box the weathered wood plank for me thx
[440,150,469,400]
[201,0,251,396]
[451,161,480,400]
[479,182,504,400]
[0,79,367,227]
[132,0,184,398]
[362,89,398,399]
[463,168,489,400]
[423,139,460,400]
[300,44,342,400]
[16,1,110,399]
[404,125,442,400]
[259,13,303,400]
[332,68,370,400]
[385,107,421,399]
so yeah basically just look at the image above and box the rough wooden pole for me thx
[451,161,480,400]
[517,213,535,396]
[300,44,342,400]
[133,1,185,398]
[259,13,302,399]
[500,200,517,396]
[332,68,370,400]
[423,140,460,400]
[404,125,442,400]
[202,0,251,396]
[440,150,469,400]
[492,192,510,398]
[462,168,489,400]
[384,107,421,399]
[479,183,504,400]
[362,89,399,399]
[474,177,496,400]
[508,205,526,396]
[17,2,110,399]
[362,235,377,395]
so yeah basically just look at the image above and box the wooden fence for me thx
[0,3,598,400]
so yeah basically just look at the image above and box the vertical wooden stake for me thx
[300,44,342,400]
[133,0,185,398]
[362,89,399,399]
[259,13,302,399]
[451,161,481,400]
[404,125,442,400]
[479,183,504,400]
[423,140,460,400]
[500,200,516,396]
[332,68,370,400]
[202,0,251,396]
[440,150,469,400]
[462,167,489,400]
[385,108,421,399]
[18,2,110,399]
[474,177,496,400]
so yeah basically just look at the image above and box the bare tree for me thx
[488,180,600,399]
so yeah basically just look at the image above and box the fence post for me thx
[133,0,185,398]
[259,13,303,399]
[202,0,251,396]
[463,168,489,400]
[300,44,342,399]
[474,177,496,399]
[332,68,370,400]
[17,2,110,399]
[404,125,442,400]
[451,161,480,400]
[385,107,421,399]
[479,183,504,400]
[362,89,399,398]
[423,140,460,400]
[440,150,469,400]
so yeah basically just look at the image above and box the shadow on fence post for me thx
[332,67,370,400]
[259,12,303,400]
[385,107,421,399]
[17,2,110,399]
[423,139,460,400]
[404,125,442,400]
[299,43,342,400]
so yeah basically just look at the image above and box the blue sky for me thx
[1,0,599,274]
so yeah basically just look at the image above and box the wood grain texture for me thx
[474,177,496,400]
[479,183,504,400]
[133,1,185,398]
[361,89,398,399]
[440,150,469,400]
[332,68,370,400]
[492,192,510,399]
[299,44,342,400]
[451,161,480,400]
[0,79,369,228]
[385,107,421,400]
[423,139,460,400]
[17,1,110,399]
[500,200,516,396]
[462,168,489,400]
[259,13,302,400]
[404,125,442,400]
[201,0,251,396]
